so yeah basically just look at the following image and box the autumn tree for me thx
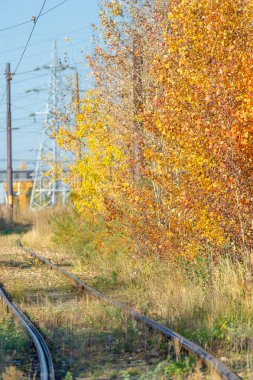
[56,0,253,258]
[146,0,253,255]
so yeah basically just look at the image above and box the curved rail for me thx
[0,286,55,380]
[18,241,241,380]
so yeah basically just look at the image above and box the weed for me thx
[2,209,252,378]
[45,210,253,377]
[0,317,27,352]
[0,304,31,378]
[63,372,73,380]
[134,356,198,379]
[1,366,27,380]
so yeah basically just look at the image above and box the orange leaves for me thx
[53,0,253,258]
[105,1,123,17]
[147,0,253,254]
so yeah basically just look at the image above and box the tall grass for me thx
[0,303,30,378]
[21,207,65,249]
[44,211,253,378]
[18,209,253,378]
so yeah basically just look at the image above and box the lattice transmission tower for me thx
[30,40,69,208]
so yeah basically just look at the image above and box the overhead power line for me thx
[0,0,47,106]
[0,40,90,67]
[0,19,30,33]
[0,0,69,33]
[0,73,49,88]
[13,0,48,74]
[39,0,69,18]
[0,89,6,106]
[0,0,38,13]
[0,26,90,57]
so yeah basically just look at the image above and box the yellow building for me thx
[2,164,34,209]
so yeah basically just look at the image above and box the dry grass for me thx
[79,251,253,378]
[2,366,27,380]
[0,301,30,378]
[20,207,65,249]
[36,210,253,379]
[0,233,187,379]
[1,208,253,378]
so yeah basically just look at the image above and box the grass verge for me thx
[42,210,253,379]
[2,208,253,378]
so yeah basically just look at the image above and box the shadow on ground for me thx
[0,219,31,236]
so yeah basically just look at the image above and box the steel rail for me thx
[18,241,241,380]
[0,286,55,380]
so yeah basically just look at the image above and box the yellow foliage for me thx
[54,0,253,258]
[56,90,126,216]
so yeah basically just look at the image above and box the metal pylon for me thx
[30,40,69,208]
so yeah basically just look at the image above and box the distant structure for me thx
[30,41,69,208]
[0,164,34,209]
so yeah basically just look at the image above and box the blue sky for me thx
[0,0,100,170]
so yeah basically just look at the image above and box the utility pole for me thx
[74,71,81,161]
[6,63,13,222]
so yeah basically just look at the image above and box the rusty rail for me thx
[18,240,241,380]
[0,285,55,380]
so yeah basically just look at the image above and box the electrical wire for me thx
[0,40,91,67]
[0,0,38,13]
[13,104,39,112]
[12,60,84,77]
[0,1,86,136]
[12,92,46,99]
[14,69,41,76]
[0,89,6,106]
[0,116,30,122]
[0,73,49,88]
[0,0,69,33]
[0,0,47,106]
[0,20,31,33]
[13,0,48,75]
[0,26,90,57]
[38,0,69,18]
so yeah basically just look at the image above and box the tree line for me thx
[56,0,253,259]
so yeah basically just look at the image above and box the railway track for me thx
[17,240,241,380]
[0,285,55,380]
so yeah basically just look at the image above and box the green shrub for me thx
[137,356,196,379]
